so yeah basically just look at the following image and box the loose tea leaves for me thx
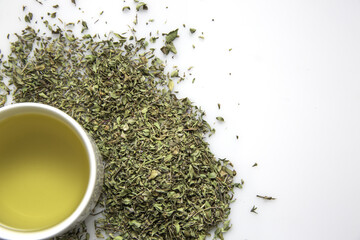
[0,4,240,240]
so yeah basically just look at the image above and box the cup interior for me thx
[0,103,96,240]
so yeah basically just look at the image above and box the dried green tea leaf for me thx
[53,4,59,8]
[250,205,258,214]
[165,28,178,43]
[0,95,6,107]
[136,2,148,11]
[38,92,48,98]
[149,36,158,43]
[168,79,174,92]
[257,195,276,200]
[0,82,10,93]
[113,32,126,39]
[216,116,225,122]
[208,172,217,179]
[122,6,130,11]
[161,42,177,55]
[65,33,75,41]
[81,20,88,33]
[129,220,142,228]
[133,14,138,25]
[190,28,196,34]
[170,69,179,77]
[174,222,180,233]
[24,12,33,23]
[148,170,160,180]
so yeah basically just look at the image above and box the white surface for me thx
[1,0,360,239]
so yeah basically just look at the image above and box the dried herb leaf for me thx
[122,6,130,11]
[0,95,6,107]
[216,116,225,122]
[165,28,179,43]
[170,69,179,77]
[136,2,148,11]
[257,195,276,200]
[24,12,33,23]
[161,42,177,55]
[168,79,174,92]
[251,205,258,214]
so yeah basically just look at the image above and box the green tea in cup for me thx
[0,103,103,240]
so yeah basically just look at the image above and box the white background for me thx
[1,0,360,239]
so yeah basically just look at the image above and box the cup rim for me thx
[0,103,97,240]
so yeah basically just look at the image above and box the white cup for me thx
[0,103,104,240]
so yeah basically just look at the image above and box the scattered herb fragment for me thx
[136,2,148,11]
[81,21,88,33]
[34,0,43,5]
[170,69,179,78]
[149,37,158,43]
[251,205,258,214]
[165,28,179,43]
[161,42,177,55]
[122,6,130,11]
[257,195,276,200]
[24,12,33,23]
[216,116,225,122]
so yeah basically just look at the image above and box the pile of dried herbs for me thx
[0,3,240,240]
